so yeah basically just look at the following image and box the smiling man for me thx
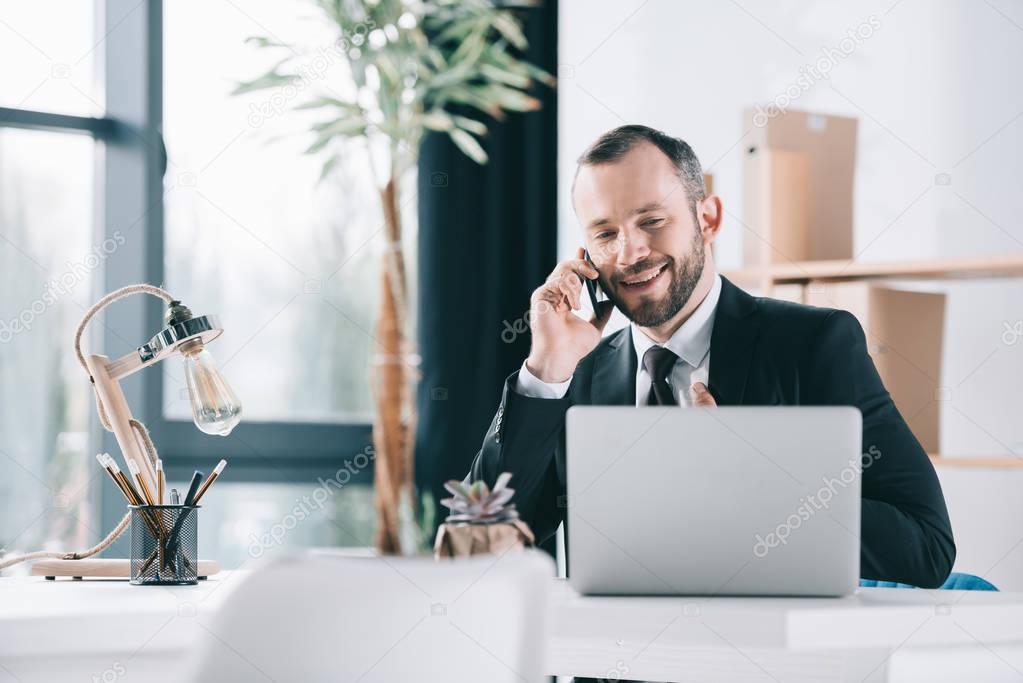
[468,124,955,588]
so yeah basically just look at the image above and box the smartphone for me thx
[583,249,611,315]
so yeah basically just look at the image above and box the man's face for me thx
[574,142,706,327]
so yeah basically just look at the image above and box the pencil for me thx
[193,459,227,504]
[110,461,143,505]
[128,460,156,506]
[156,459,164,506]
[96,453,133,504]
[110,460,162,528]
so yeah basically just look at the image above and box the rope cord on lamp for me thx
[0,284,240,572]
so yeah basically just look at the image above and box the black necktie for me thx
[643,346,679,406]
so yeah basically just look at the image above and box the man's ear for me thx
[697,195,724,243]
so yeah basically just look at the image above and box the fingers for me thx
[550,255,598,283]
[689,382,717,407]
[534,286,569,314]
[534,255,596,313]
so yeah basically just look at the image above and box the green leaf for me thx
[492,472,513,493]
[491,13,528,50]
[304,117,367,154]
[422,111,455,132]
[480,83,540,111]
[244,35,287,49]
[448,128,488,164]
[231,70,296,95]
[444,480,471,498]
[440,87,501,117]
[294,97,361,112]
[451,115,487,136]
[319,155,342,182]
[479,62,531,89]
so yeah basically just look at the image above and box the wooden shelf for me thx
[929,455,1023,469]
[723,256,1023,463]
[724,253,1023,286]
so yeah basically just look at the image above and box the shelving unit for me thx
[930,456,1023,469]
[723,256,1023,468]
[724,253,1023,291]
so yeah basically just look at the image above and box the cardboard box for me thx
[805,282,945,453]
[743,108,858,265]
[743,148,811,265]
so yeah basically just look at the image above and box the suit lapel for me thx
[708,276,760,406]
[590,327,636,405]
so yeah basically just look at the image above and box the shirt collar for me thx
[631,273,722,369]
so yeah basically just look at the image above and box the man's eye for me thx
[641,218,664,227]
[596,231,616,240]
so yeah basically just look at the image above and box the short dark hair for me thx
[575,125,706,212]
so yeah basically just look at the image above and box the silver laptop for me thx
[565,406,862,596]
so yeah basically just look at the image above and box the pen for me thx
[193,460,226,504]
[156,459,164,506]
[162,471,203,570]
[170,488,180,505]
[183,471,203,507]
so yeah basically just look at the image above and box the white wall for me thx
[559,0,1023,588]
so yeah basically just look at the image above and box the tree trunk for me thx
[373,175,412,554]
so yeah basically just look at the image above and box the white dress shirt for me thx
[516,273,722,406]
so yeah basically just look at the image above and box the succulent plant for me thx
[441,472,518,524]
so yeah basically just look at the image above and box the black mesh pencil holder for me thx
[129,505,199,585]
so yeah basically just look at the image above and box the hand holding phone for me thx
[524,247,614,383]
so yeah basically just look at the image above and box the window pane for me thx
[0,4,99,115]
[163,0,416,423]
[189,481,376,569]
[0,128,96,570]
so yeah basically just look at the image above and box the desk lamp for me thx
[77,284,241,493]
[0,284,240,577]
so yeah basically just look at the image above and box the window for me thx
[2,0,386,569]
[0,128,95,560]
[159,0,412,562]
[0,15,99,564]
[0,2,99,115]
[162,0,416,424]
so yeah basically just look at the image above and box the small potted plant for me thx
[434,472,534,558]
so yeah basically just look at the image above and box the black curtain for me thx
[415,1,559,535]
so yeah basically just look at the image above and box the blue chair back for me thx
[859,572,997,591]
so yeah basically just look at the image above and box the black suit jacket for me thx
[469,276,956,588]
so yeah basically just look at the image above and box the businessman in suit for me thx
[469,124,955,588]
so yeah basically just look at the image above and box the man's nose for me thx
[618,228,650,266]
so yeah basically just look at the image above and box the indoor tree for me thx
[236,0,553,553]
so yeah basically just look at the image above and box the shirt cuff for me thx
[514,361,572,399]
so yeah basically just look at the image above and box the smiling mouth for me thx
[620,263,668,287]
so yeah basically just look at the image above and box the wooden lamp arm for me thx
[74,285,175,493]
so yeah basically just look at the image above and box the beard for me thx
[604,231,705,327]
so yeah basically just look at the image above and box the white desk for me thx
[1,574,1022,682]
[549,581,1023,682]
